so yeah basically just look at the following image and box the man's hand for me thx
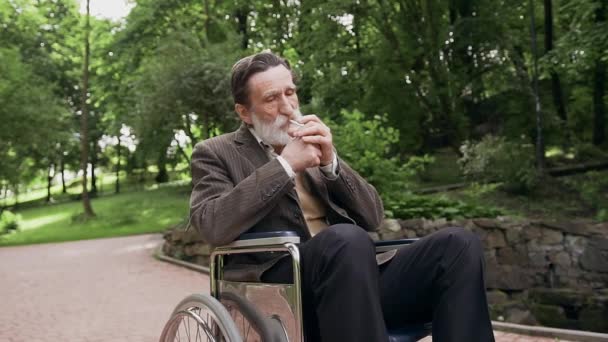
[288,115,334,166]
[280,137,323,173]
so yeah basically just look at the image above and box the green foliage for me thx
[562,171,608,221]
[328,110,498,219]
[459,136,540,194]
[0,210,21,235]
[385,194,503,220]
[328,109,419,195]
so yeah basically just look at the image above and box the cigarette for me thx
[289,120,305,127]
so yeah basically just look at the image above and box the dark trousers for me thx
[261,224,495,342]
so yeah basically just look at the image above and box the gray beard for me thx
[251,109,302,146]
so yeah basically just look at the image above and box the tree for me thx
[79,0,94,217]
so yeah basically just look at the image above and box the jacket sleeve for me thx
[323,158,385,231]
[188,142,294,246]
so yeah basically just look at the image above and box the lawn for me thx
[0,184,190,246]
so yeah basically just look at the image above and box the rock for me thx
[473,218,502,230]
[540,220,588,236]
[398,218,423,230]
[485,265,532,290]
[580,238,608,273]
[169,229,186,242]
[486,229,507,248]
[181,229,203,244]
[380,218,402,232]
[184,243,211,256]
[564,236,586,257]
[462,219,477,231]
[380,230,404,240]
[162,242,173,256]
[484,249,497,263]
[368,232,380,241]
[523,226,542,240]
[486,290,509,305]
[402,229,417,239]
[473,227,489,242]
[528,251,548,267]
[193,255,210,267]
[589,222,608,237]
[506,307,538,325]
[505,227,522,245]
[548,251,571,267]
[540,229,563,245]
[422,218,448,231]
[497,247,527,265]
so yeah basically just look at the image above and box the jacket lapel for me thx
[233,123,270,169]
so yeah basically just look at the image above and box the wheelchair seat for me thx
[210,231,432,342]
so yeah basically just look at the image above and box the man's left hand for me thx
[288,115,334,166]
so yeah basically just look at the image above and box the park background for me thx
[0,0,607,336]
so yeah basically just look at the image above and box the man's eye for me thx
[266,96,275,102]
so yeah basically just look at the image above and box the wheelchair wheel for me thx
[220,292,288,342]
[160,293,242,342]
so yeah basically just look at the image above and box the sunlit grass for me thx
[0,185,190,246]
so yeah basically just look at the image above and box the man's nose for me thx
[278,94,295,118]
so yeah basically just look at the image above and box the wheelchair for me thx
[160,231,432,342]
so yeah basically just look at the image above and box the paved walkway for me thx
[0,234,572,341]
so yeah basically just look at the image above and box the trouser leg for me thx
[379,227,495,342]
[262,224,388,342]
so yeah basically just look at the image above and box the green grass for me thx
[0,185,190,246]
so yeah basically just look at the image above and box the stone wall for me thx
[162,217,608,332]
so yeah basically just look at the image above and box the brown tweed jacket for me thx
[189,123,384,281]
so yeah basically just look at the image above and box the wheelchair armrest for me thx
[375,238,419,253]
[222,231,301,248]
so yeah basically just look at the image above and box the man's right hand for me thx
[281,138,322,173]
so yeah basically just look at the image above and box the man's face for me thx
[236,65,300,145]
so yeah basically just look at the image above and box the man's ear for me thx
[235,103,253,125]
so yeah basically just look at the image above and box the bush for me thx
[328,109,416,196]
[0,210,20,235]
[328,110,498,219]
[562,171,608,221]
[458,136,539,194]
[385,193,503,220]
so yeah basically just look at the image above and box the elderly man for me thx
[189,51,495,342]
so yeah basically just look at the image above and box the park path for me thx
[0,234,571,342]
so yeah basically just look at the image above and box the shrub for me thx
[0,210,20,235]
[328,110,499,219]
[384,193,503,220]
[562,171,608,221]
[458,136,539,194]
[328,109,415,196]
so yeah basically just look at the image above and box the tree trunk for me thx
[593,60,606,146]
[90,140,98,196]
[543,0,567,122]
[60,157,66,194]
[155,143,170,184]
[115,138,121,194]
[235,7,249,50]
[46,163,54,203]
[79,0,95,217]
[593,3,606,146]
[529,0,546,171]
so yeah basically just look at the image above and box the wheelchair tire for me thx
[220,292,288,342]
[159,293,242,342]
